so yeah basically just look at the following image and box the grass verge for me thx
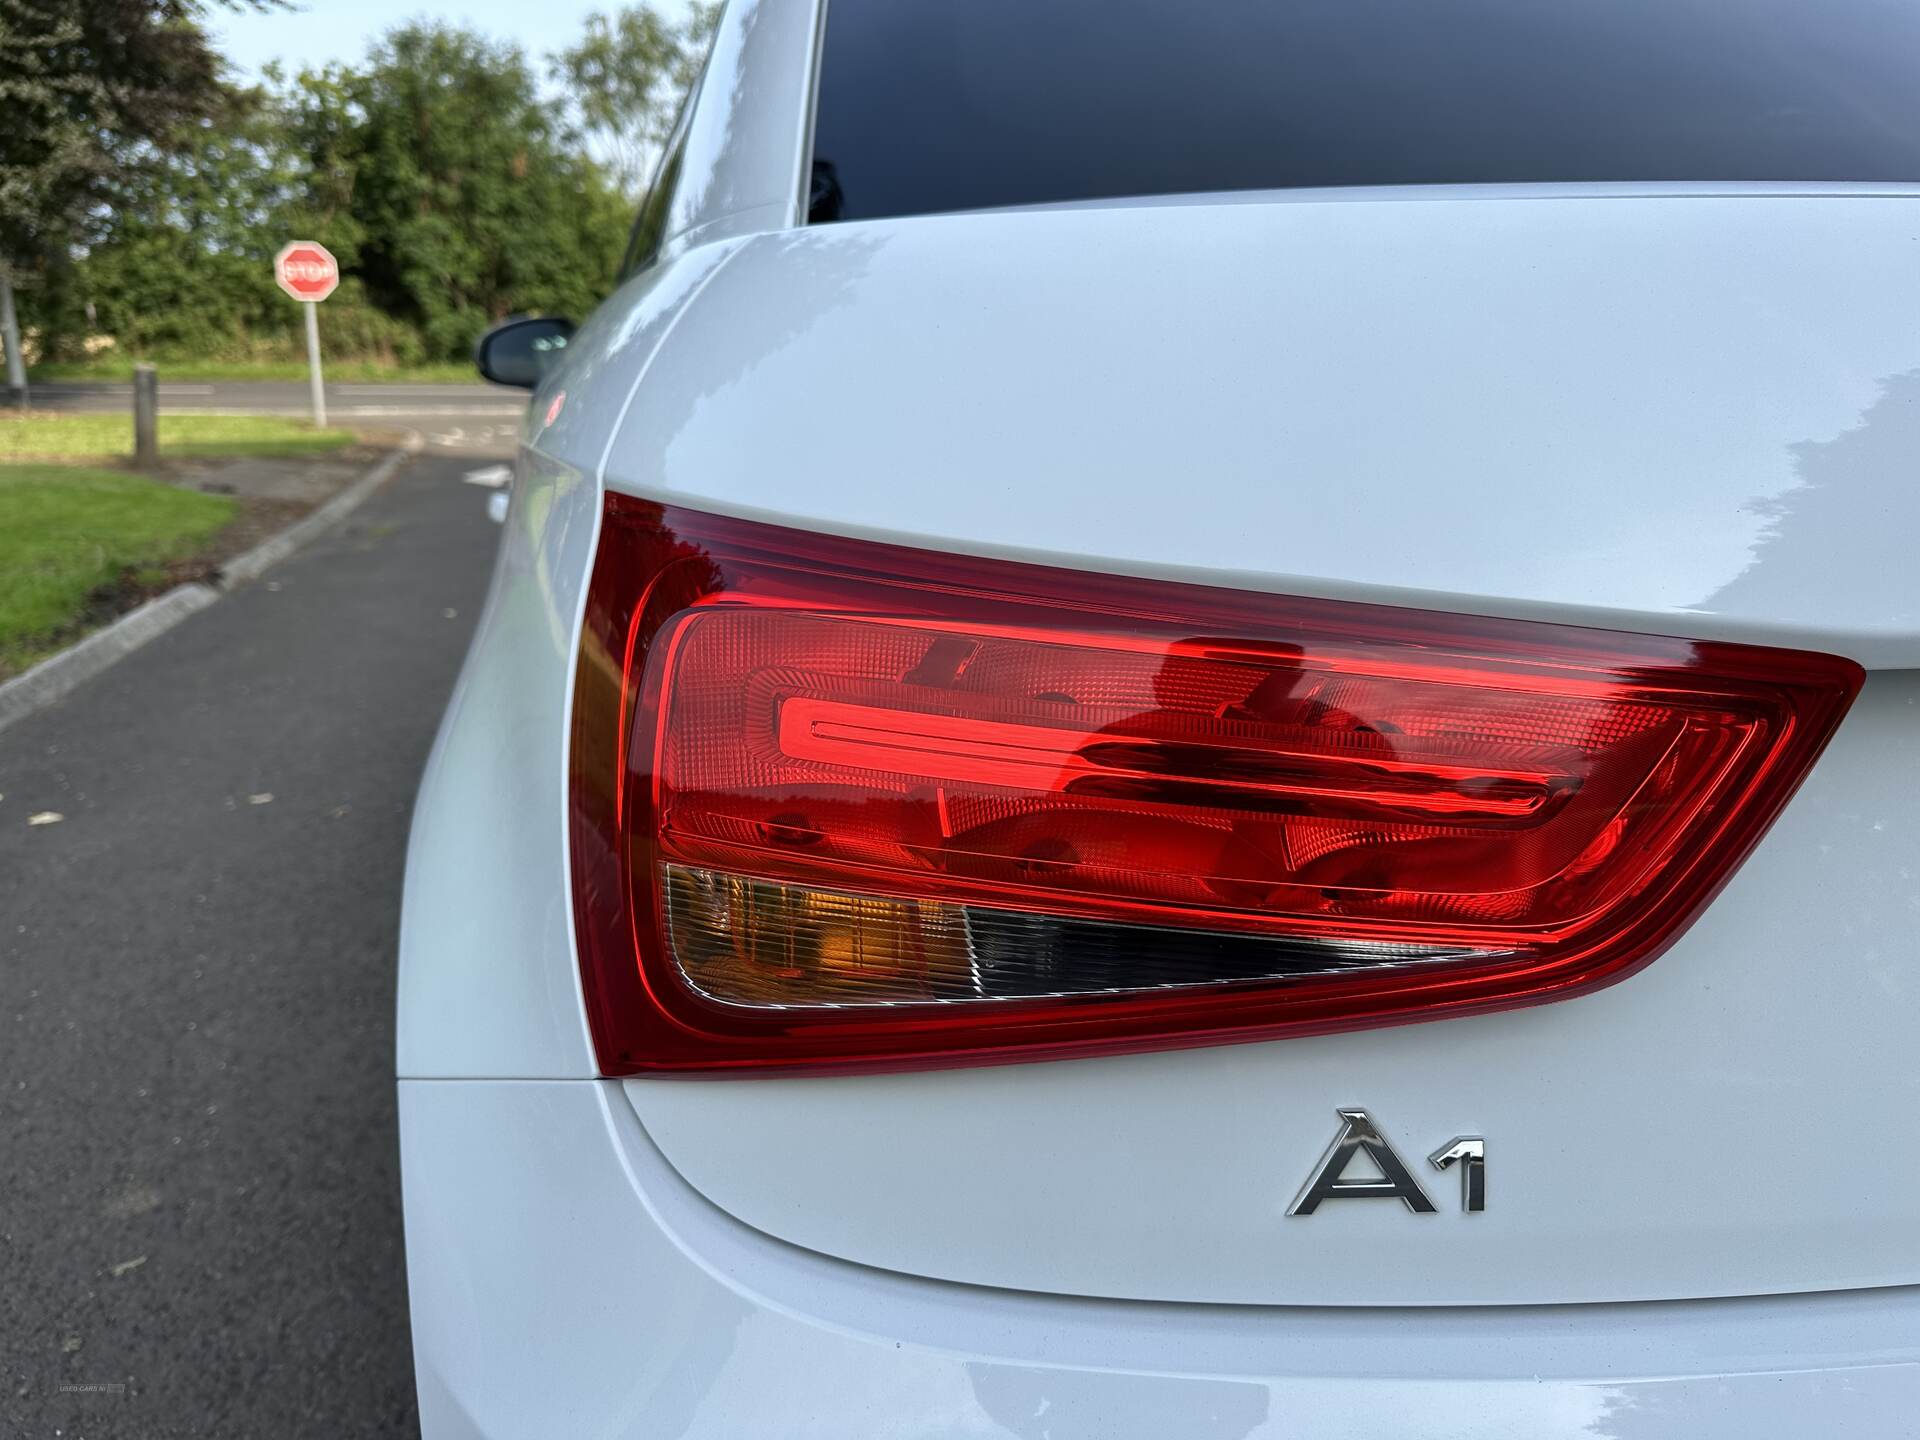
[0,413,356,462]
[28,357,477,384]
[0,465,237,677]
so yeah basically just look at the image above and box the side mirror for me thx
[475,315,576,389]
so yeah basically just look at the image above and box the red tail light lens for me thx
[570,498,1861,1074]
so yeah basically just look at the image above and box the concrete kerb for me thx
[0,435,421,739]
[219,434,420,589]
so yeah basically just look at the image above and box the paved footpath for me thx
[1,455,502,1437]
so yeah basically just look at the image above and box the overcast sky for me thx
[213,0,698,81]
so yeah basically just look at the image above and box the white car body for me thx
[399,1,1920,1432]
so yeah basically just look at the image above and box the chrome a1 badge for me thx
[1288,1109,1486,1215]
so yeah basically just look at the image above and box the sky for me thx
[212,0,698,81]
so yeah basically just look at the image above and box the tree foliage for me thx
[16,7,721,366]
[554,3,722,196]
[0,0,265,260]
[55,86,301,356]
[16,6,717,366]
[317,24,629,358]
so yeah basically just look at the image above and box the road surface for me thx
[31,380,526,454]
[1,455,501,1437]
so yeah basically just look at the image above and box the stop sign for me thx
[275,241,339,302]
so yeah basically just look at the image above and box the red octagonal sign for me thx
[274,241,339,302]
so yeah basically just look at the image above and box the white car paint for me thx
[402,1078,1920,1439]
[398,0,1920,1431]
[604,193,1920,1306]
[610,190,1920,662]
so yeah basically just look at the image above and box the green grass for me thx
[0,413,356,461]
[28,357,477,384]
[0,464,236,675]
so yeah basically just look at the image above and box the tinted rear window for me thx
[808,0,1920,223]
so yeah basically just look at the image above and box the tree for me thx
[12,9,683,376]
[0,0,271,393]
[60,85,320,360]
[553,3,722,196]
[292,23,629,359]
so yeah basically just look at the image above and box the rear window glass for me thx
[808,0,1920,223]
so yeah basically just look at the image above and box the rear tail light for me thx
[569,498,1861,1074]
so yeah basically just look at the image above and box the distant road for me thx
[31,379,527,452]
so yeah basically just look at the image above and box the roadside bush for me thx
[24,23,636,371]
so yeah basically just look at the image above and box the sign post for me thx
[274,241,340,428]
[302,300,326,428]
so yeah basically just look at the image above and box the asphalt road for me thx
[1,455,501,1437]
[30,380,526,454]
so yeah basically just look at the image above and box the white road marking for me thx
[337,385,505,396]
[345,408,522,420]
[32,384,215,395]
[29,396,518,417]
[179,405,516,418]
[462,464,512,487]
[338,405,523,418]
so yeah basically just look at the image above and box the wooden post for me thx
[133,363,159,470]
